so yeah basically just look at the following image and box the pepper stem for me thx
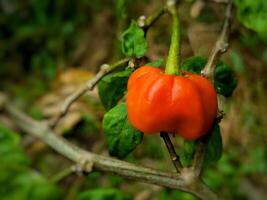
[165,1,180,75]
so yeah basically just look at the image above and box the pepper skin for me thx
[126,66,218,140]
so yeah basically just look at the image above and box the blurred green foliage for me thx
[77,188,131,200]
[235,0,267,42]
[0,124,61,200]
[0,0,112,84]
[0,124,30,167]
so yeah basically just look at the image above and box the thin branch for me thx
[3,97,217,200]
[160,132,182,172]
[190,139,206,177]
[201,0,234,82]
[51,165,76,183]
[191,0,234,176]
[138,7,165,30]
[50,58,130,129]
[51,162,94,183]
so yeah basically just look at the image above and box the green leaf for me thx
[146,59,164,68]
[203,123,223,166]
[98,69,133,110]
[103,103,143,158]
[181,56,237,97]
[180,140,197,167]
[77,188,131,200]
[121,20,148,58]
[31,51,57,80]
[235,0,267,42]
[181,56,206,74]
[214,61,238,97]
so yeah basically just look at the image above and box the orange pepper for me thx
[126,66,218,140]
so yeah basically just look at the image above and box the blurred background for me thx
[0,0,267,199]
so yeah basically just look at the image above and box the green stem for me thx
[51,166,74,183]
[165,2,181,75]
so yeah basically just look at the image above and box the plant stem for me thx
[51,166,75,183]
[201,0,233,82]
[144,7,165,30]
[165,1,180,75]
[190,139,206,177]
[160,132,182,172]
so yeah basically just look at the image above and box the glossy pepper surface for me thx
[126,66,218,140]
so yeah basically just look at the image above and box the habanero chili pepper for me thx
[126,66,218,140]
[126,3,218,140]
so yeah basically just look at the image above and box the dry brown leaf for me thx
[35,68,100,135]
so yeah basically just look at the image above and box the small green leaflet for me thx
[98,69,133,110]
[76,188,131,200]
[121,20,148,58]
[214,61,238,97]
[181,56,206,74]
[203,123,223,166]
[181,56,237,97]
[146,59,164,68]
[103,103,143,158]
